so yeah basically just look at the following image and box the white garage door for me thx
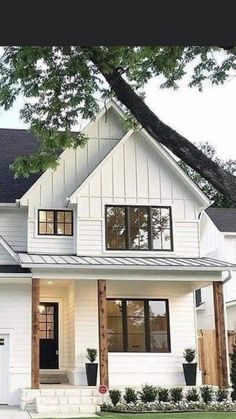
[0,335,8,404]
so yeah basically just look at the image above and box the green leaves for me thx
[0,46,236,177]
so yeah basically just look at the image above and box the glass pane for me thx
[57,211,65,222]
[108,333,123,351]
[65,224,72,235]
[39,223,47,234]
[47,211,54,222]
[39,211,46,222]
[107,317,122,334]
[129,207,148,249]
[107,300,122,317]
[57,223,65,235]
[39,314,46,322]
[47,323,54,331]
[162,230,171,250]
[47,306,54,314]
[47,330,54,339]
[106,207,126,249]
[40,323,47,331]
[127,300,144,317]
[47,314,53,323]
[150,333,168,352]
[127,317,145,334]
[106,228,126,249]
[47,223,54,234]
[160,208,170,228]
[150,316,167,332]
[39,331,47,339]
[128,334,145,351]
[149,301,167,317]
[65,212,72,223]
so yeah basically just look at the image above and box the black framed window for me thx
[105,205,173,251]
[38,210,73,236]
[107,298,171,353]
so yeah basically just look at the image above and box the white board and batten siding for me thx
[20,108,125,254]
[76,131,202,257]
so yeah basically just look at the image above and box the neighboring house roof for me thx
[206,208,236,232]
[0,128,41,202]
[18,253,236,271]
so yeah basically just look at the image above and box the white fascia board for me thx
[20,262,236,272]
[19,99,125,205]
[223,232,236,236]
[141,129,211,208]
[0,203,18,207]
[69,129,134,203]
[0,236,20,263]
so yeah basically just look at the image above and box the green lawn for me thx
[97,413,236,419]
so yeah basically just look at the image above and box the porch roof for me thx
[17,253,236,271]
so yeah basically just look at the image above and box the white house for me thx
[198,208,236,330]
[0,100,234,413]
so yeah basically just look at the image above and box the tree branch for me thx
[88,50,236,202]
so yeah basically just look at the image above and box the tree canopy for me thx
[0,46,236,201]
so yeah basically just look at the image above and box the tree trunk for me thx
[89,51,236,202]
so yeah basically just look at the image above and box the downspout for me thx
[223,270,232,284]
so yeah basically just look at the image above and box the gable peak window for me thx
[105,205,173,251]
[38,210,73,236]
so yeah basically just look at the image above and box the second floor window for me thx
[38,210,73,236]
[105,206,173,251]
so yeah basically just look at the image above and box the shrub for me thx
[124,387,138,404]
[139,385,158,403]
[216,388,228,402]
[109,389,121,406]
[170,387,183,402]
[183,348,195,363]
[230,342,236,401]
[186,388,199,402]
[86,348,97,363]
[200,386,214,404]
[157,387,170,402]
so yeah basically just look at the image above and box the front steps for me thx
[40,372,69,384]
[20,387,107,415]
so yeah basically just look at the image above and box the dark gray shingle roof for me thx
[206,208,236,232]
[0,265,31,274]
[0,128,41,202]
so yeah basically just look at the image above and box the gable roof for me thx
[0,128,41,202]
[69,128,211,207]
[206,208,236,232]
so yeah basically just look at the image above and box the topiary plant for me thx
[157,387,170,402]
[170,387,183,403]
[183,348,196,363]
[200,386,214,404]
[86,348,97,363]
[109,389,122,406]
[124,387,138,404]
[230,342,236,401]
[139,385,158,403]
[186,388,199,402]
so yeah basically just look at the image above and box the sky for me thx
[0,71,236,160]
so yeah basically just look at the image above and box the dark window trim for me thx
[105,205,174,251]
[38,209,73,236]
[107,298,171,353]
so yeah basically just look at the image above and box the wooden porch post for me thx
[97,280,108,387]
[32,278,40,389]
[213,281,228,388]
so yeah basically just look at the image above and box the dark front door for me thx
[39,302,59,369]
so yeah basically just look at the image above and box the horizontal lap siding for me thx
[74,281,99,385]
[0,284,31,404]
[107,280,196,387]
[174,221,200,257]
[0,209,27,252]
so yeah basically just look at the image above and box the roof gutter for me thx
[0,202,18,207]
[223,270,232,284]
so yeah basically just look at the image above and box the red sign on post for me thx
[99,385,108,394]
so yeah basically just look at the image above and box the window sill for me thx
[108,352,172,356]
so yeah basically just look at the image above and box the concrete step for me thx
[36,395,99,414]
[40,373,69,384]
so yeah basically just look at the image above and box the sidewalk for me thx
[0,406,31,418]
